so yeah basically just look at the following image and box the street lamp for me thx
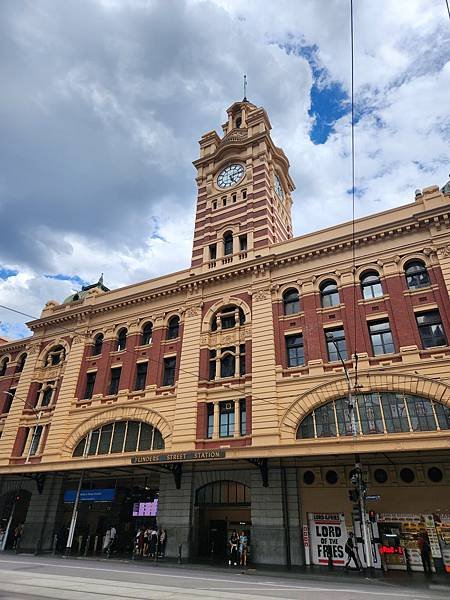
[3,391,42,464]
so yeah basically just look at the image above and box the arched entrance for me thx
[195,480,251,558]
[0,489,32,550]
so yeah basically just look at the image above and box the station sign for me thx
[366,495,381,501]
[64,488,115,503]
[131,449,226,464]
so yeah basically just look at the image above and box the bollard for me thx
[52,534,58,555]
[178,544,182,564]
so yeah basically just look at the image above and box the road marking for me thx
[0,559,434,599]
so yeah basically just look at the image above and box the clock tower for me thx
[191,99,295,271]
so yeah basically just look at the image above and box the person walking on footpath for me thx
[418,533,432,575]
[239,530,248,568]
[228,530,239,566]
[344,532,361,571]
[158,529,167,557]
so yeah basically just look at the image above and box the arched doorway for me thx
[195,480,251,558]
[0,489,32,550]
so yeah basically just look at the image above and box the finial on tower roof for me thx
[242,74,248,102]
[98,273,104,285]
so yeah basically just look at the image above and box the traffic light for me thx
[348,488,359,502]
[368,510,376,523]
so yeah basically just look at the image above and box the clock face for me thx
[217,164,245,189]
[274,174,285,201]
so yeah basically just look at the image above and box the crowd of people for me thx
[133,526,168,559]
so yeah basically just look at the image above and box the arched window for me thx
[92,334,103,356]
[405,260,430,290]
[0,357,9,377]
[72,420,164,457]
[283,288,300,315]
[167,316,180,340]
[223,231,233,256]
[45,345,66,366]
[360,271,383,299]
[116,328,127,351]
[15,354,27,373]
[211,305,246,331]
[320,280,340,308]
[141,322,153,345]
[296,393,450,439]
[195,480,250,506]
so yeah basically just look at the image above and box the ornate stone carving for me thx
[27,343,41,355]
[253,289,270,302]
[72,335,84,345]
[186,305,201,318]
[437,245,450,257]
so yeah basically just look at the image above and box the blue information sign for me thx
[63,488,115,503]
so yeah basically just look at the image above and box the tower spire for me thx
[243,74,248,102]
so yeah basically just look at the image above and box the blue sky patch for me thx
[0,267,18,279]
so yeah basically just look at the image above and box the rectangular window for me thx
[84,372,96,399]
[242,189,247,200]
[369,320,395,355]
[239,344,246,376]
[240,398,247,436]
[239,235,247,251]
[416,310,447,349]
[326,327,347,362]
[286,334,304,367]
[219,401,234,437]
[41,382,55,407]
[209,244,217,260]
[109,367,122,396]
[206,403,214,439]
[381,393,410,433]
[357,394,384,434]
[4,389,15,414]
[163,357,176,387]
[314,404,336,437]
[134,362,148,391]
[29,425,43,456]
[209,350,216,380]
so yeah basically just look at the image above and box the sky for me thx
[1,0,449,339]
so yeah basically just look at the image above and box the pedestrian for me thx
[12,524,23,550]
[228,530,239,566]
[103,527,111,554]
[149,527,158,558]
[143,527,150,557]
[418,533,432,575]
[135,527,145,558]
[239,530,248,567]
[344,532,361,570]
[158,528,167,557]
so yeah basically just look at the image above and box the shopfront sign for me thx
[308,513,347,566]
[64,488,115,503]
[131,450,226,464]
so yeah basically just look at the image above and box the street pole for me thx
[65,470,84,556]
[355,457,372,571]
[0,473,25,552]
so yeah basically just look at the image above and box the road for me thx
[0,556,447,600]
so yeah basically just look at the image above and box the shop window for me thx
[286,334,304,367]
[427,467,443,483]
[109,367,122,395]
[373,468,388,484]
[16,353,27,373]
[141,322,153,346]
[303,471,315,485]
[296,393,448,439]
[167,316,180,340]
[325,327,347,362]
[46,345,66,366]
[162,357,176,386]
[116,328,127,352]
[405,260,430,290]
[84,372,96,400]
[399,467,415,483]
[283,288,300,315]
[360,271,383,299]
[72,420,164,457]
[223,231,233,256]
[416,310,447,349]
[134,362,148,391]
[368,319,395,355]
[0,357,9,376]
[320,280,340,308]
[325,470,338,484]
[92,334,103,356]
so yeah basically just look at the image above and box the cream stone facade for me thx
[1,100,450,570]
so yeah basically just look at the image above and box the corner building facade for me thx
[1,100,450,571]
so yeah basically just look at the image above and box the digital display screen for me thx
[132,499,158,517]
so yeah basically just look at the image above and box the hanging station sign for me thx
[131,450,226,464]
[308,512,348,566]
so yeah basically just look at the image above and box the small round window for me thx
[303,471,315,485]
[427,467,443,483]
[325,470,338,485]
[400,467,415,483]
[373,468,388,484]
